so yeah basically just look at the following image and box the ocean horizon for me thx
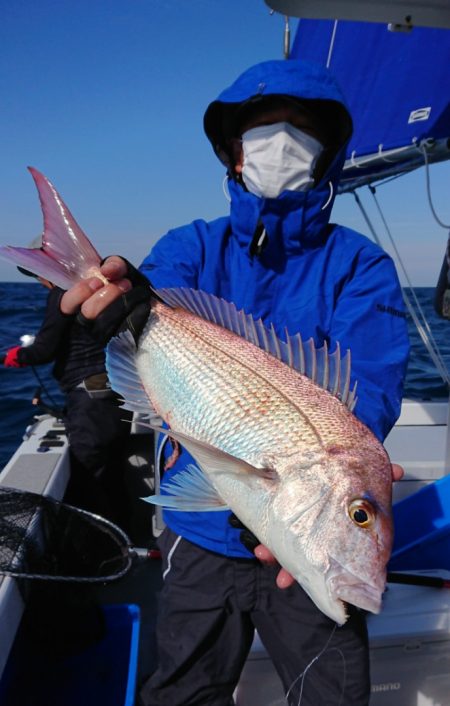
[1,282,449,469]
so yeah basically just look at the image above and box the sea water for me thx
[0,282,449,469]
[0,282,65,468]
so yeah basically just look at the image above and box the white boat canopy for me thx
[265,0,450,30]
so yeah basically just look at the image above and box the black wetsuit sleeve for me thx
[17,287,74,366]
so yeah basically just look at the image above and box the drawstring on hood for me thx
[249,221,269,257]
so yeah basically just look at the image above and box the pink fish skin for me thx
[0,167,104,289]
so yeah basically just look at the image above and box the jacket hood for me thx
[227,151,341,254]
[203,59,353,170]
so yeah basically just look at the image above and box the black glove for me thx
[77,258,153,345]
[228,513,260,553]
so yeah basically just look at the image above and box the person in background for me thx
[59,59,409,706]
[3,267,133,531]
[434,232,450,318]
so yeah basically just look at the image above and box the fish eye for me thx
[348,499,375,528]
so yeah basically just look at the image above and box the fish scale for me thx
[139,301,366,464]
[140,308,308,458]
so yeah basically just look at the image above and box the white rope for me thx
[284,15,290,59]
[345,143,418,171]
[326,20,338,68]
[420,142,450,229]
[222,175,231,203]
[321,181,334,210]
[352,189,450,387]
[162,534,182,580]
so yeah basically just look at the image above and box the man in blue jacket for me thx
[62,59,410,705]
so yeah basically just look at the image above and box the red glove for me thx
[4,346,25,368]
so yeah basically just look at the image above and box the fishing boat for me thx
[2,1,450,704]
[236,3,450,705]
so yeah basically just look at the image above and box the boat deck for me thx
[1,397,449,702]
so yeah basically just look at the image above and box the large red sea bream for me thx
[0,169,394,624]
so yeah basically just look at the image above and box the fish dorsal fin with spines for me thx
[105,330,162,421]
[156,287,357,410]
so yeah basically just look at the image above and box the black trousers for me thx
[139,528,370,706]
[63,387,133,531]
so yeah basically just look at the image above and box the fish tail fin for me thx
[0,167,103,290]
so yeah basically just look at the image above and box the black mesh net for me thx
[0,487,132,582]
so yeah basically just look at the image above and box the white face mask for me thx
[241,121,323,199]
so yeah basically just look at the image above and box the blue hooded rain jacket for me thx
[140,59,410,558]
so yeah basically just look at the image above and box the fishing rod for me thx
[387,571,450,589]
[28,368,64,417]
[20,333,63,412]
[1,333,64,417]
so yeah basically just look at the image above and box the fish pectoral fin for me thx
[144,464,229,512]
[149,423,277,481]
[106,330,159,420]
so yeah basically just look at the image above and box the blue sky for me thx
[1,0,449,284]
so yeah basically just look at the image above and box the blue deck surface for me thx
[390,474,450,572]
[0,603,140,706]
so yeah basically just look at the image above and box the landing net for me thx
[0,487,133,582]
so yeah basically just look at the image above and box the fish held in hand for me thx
[106,288,394,626]
[0,168,394,625]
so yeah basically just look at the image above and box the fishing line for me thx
[285,622,346,706]
[352,188,450,387]
[368,184,449,379]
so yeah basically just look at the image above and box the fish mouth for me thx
[326,558,385,615]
